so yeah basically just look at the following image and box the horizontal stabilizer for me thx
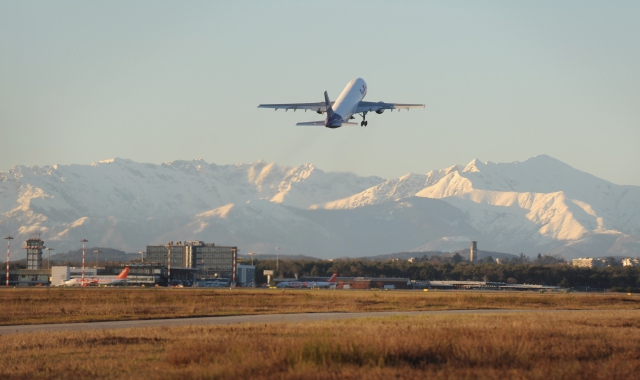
[296,121,326,126]
[295,121,359,126]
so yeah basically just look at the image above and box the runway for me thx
[0,309,573,335]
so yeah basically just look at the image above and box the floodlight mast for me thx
[165,242,172,284]
[81,239,88,284]
[4,236,13,287]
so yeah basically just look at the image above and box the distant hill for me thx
[367,250,519,261]
[49,247,141,265]
[240,254,321,262]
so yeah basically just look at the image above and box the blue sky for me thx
[1,1,639,185]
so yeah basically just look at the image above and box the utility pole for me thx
[81,239,88,285]
[93,250,101,268]
[46,247,54,270]
[4,236,13,287]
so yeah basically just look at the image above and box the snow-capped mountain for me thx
[314,155,640,258]
[0,159,383,257]
[1,155,638,259]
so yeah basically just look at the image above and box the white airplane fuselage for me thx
[64,277,126,286]
[258,78,424,128]
[276,273,338,289]
[64,267,130,286]
[326,78,367,128]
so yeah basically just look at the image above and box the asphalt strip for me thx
[0,309,614,335]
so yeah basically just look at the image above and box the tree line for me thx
[251,257,640,291]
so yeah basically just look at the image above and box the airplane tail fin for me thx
[116,267,130,279]
[328,273,338,283]
[324,91,334,119]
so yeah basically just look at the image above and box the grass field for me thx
[1,310,639,379]
[1,287,639,325]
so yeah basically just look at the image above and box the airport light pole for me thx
[5,236,13,287]
[165,242,172,284]
[46,247,54,270]
[81,239,88,284]
[93,250,101,268]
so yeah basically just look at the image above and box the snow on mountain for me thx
[0,159,383,257]
[1,155,638,260]
[166,197,478,258]
[314,155,640,258]
[312,164,462,209]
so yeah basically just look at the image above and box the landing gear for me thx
[360,111,368,127]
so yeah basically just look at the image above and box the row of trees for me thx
[403,252,566,266]
[252,258,640,291]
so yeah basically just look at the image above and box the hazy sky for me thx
[2,1,639,185]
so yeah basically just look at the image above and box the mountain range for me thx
[1,155,638,260]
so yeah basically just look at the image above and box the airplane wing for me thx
[355,101,425,113]
[257,102,334,113]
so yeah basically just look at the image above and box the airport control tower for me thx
[24,237,45,269]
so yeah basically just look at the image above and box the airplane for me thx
[276,273,338,289]
[306,273,339,289]
[258,78,424,128]
[64,267,130,286]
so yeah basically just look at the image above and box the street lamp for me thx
[4,236,13,287]
[93,250,101,268]
[46,247,54,270]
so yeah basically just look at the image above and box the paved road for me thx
[0,309,579,335]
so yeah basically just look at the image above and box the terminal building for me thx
[2,237,249,287]
[146,241,238,282]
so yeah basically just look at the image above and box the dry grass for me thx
[0,287,638,325]
[1,311,639,379]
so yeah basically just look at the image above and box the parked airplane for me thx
[258,78,424,128]
[306,273,339,289]
[276,273,338,289]
[64,267,130,286]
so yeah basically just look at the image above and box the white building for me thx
[622,258,640,267]
[572,257,607,268]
